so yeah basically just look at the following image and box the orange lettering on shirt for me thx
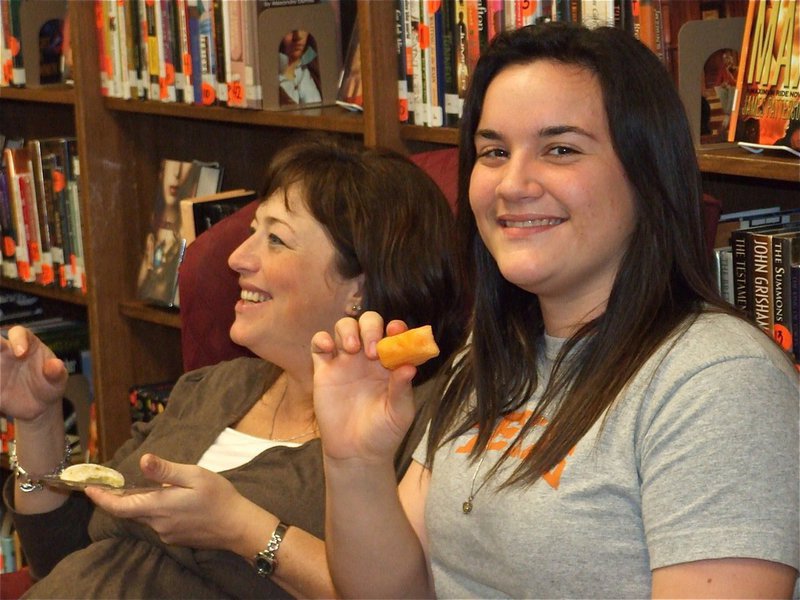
[540,447,575,490]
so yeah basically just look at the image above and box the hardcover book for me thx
[179,187,256,245]
[137,159,222,307]
[728,0,800,158]
[257,0,341,111]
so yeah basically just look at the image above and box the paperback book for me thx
[728,0,800,158]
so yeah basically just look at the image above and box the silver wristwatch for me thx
[255,521,289,577]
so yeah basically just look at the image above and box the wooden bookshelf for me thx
[697,147,800,182]
[1,0,794,460]
[0,83,75,105]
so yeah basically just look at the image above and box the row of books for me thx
[394,0,667,127]
[94,0,343,111]
[714,208,800,363]
[0,136,85,293]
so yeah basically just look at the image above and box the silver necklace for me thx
[267,379,317,443]
[462,452,491,514]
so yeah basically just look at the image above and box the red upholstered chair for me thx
[177,147,721,372]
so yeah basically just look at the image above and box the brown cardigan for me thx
[6,358,436,599]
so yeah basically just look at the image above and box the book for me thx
[771,230,800,357]
[179,187,255,244]
[65,139,85,292]
[0,157,19,279]
[37,137,76,289]
[257,0,342,111]
[158,0,179,102]
[336,19,362,112]
[792,263,800,362]
[18,0,67,86]
[441,0,459,127]
[394,3,409,122]
[3,147,35,282]
[222,0,247,108]
[740,222,800,336]
[137,159,222,307]
[27,139,56,286]
[192,0,218,105]
[728,0,800,158]
[6,0,25,86]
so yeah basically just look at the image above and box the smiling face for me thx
[469,60,637,336]
[227,185,362,368]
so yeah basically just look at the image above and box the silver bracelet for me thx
[9,437,72,493]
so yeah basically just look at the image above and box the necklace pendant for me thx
[462,498,473,514]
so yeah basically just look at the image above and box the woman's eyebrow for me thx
[539,124,597,140]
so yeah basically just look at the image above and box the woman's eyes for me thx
[546,145,579,157]
[476,147,508,160]
[267,233,286,246]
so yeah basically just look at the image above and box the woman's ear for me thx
[345,274,366,317]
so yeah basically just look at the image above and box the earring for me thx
[351,303,362,314]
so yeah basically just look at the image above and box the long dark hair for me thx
[428,22,737,485]
[262,133,469,384]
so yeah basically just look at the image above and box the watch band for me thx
[255,521,290,577]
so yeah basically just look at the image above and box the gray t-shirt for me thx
[415,313,799,598]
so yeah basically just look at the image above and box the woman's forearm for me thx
[227,498,339,599]
[323,459,433,599]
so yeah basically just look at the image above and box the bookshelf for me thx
[1,1,797,460]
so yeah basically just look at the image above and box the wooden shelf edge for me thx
[119,299,182,329]
[0,84,76,105]
[401,124,459,145]
[104,98,366,134]
[697,147,799,182]
[0,278,89,305]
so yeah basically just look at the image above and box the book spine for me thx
[402,0,415,124]
[27,140,55,286]
[112,0,131,99]
[441,0,459,127]
[95,0,111,96]
[175,0,194,104]
[485,0,502,40]
[465,0,480,74]
[160,0,179,102]
[242,0,260,109]
[409,0,426,126]
[0,167,18,279]
[395,1,409,123]
[144,0,161,99]
[40,153,65,280]
[747,231,774,336]
[125,0,144,99]
[4,148,32,282]
[772,234,794,354]
[425,0,444,127]
[135,0,150,99]
[717,246,734,306]
[66,141,86,293]
[212,0,227,105]
[196,0,217,105]
[730,228,749,316]
[0,0,9,86]
[7,0,25,86]
[792,264,800,362]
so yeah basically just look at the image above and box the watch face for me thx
[256,553,275,577]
